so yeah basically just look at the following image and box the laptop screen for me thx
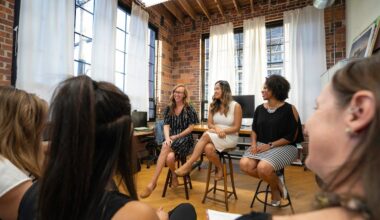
[131,111,148,128]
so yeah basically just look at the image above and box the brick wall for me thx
[0,0,14,86]
[172,0,346,116]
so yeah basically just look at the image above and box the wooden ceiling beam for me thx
[214,0,225,19]
[231,0,240,14]
[163,1,184,24]
[177,0,197,21]
[250,0,254,13]
[195,0,211,21]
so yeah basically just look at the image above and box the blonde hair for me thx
[168,84,189,115]
[0,86,48,178]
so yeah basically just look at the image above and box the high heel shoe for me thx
[139,184,156,199]
[277,174,287,199]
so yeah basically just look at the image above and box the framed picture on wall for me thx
[348,22,377,58]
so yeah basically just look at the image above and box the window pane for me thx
[74,61,91,76]
[115,72,125,91]
[74,34,92,64]
[116,29,125,51]
[115,51,125,73]
[76,0,94,13]
[117,8,126,30]
[75,8,93,37]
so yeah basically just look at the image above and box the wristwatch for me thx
[268,142,274,149]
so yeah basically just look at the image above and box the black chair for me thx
[202,149,238,211]
[162,154,192,200]
[250,168,295,213]
[139,120,164,168]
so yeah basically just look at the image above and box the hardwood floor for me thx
[131,160,319,220]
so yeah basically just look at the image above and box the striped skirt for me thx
[242,142,298,171]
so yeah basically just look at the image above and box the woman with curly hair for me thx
[175,80,242,180]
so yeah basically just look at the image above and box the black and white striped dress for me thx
[242,103,303,171]
[164,105,199,159]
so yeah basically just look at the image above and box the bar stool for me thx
[250,168,294,213]
[202,149,237,211]
[162,155,192,200]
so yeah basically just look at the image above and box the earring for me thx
[345,127,357,136]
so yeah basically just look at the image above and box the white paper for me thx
[206,209,242,220]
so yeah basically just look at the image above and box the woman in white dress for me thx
[175,80,242,180]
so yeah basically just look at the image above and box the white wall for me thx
[346,0,380,57]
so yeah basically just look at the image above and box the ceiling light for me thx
[313,0,335,9]
[140,0,169,7]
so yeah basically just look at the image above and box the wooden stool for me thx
[162,155,192,200]
[202,150,238,211]
[250,168,294,213]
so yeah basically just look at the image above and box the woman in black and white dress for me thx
[239,75,303,206]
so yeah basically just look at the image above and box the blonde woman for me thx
[175,80,242,180]
[140,84,198,198]
[0,86,48,220]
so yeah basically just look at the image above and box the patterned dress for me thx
[163,105,199,158]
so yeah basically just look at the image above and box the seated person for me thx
[239,75,303,206]
[140,84,198,198]
[0,87,47,220]
[18,76,196,220]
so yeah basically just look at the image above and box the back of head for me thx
[331,54,380,220]
[39,75,136,220]
[0,86,47,178]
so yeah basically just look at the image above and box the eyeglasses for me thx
[174,91,184,94]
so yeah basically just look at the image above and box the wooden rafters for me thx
[214,0,225,18]
[250,0,254,13]
[231,0,240,14]
[163,1,184,23]
[177,0,196,21]
[195,0,211,21]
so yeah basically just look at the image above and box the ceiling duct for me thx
[313,0,335,9]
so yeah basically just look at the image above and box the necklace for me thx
[266,103,280,114]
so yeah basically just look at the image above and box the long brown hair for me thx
[38,76,137,220]
[168,84,189,115]
[327,54,380,219]
[0,86,47,178]
[210,80,233,116]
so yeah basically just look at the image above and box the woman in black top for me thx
[140,84,198,198]
[240,75,303,206]
[18,76,197,220]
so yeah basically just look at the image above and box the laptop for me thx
[131,111,150,131]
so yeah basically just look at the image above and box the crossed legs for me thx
[240,158,282,202]
[140,143,177,198]
[175,132,222,180]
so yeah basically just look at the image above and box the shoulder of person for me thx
[112,201,159,220]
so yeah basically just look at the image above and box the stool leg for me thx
[183,175,189,200]
[222,157,229,211]
[228,155,237,199]
[250,180,263,208]
[264,184,270,212]
[162,169,171,197]
[287,187,295,214]
[202,161,212,203]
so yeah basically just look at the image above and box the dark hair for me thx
[265,75,290,101]
[210,80,233,116]
[327,54,380,219]
[38,75,137,220]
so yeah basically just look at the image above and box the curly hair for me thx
[210,80,233,116]
[265,75,290,101]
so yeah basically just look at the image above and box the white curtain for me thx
[91,0,117,83]
[284,6,326,122]
[242,16,267,107]
[16,1,74,102]
[125,2,149,112]
[208,22,235,102]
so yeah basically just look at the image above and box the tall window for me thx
[266,22,284,76]
[74,1,157,120]
[74,0,94,76]
[234,31,243,95]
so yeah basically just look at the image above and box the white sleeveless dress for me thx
[0,156,30,197]
[206,101,239,152]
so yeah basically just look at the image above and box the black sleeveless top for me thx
[18,183,133,220]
